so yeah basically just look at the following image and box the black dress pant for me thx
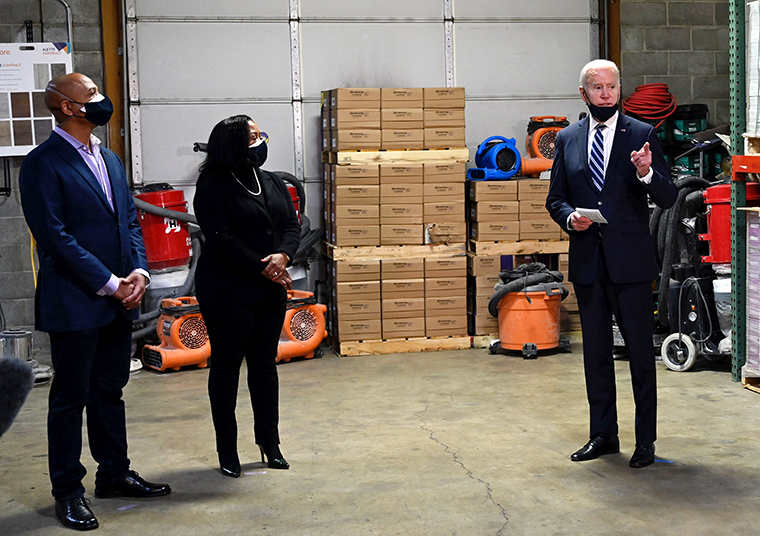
[574,250,657,445]
[201,296,286,454]
[47,316,132,500]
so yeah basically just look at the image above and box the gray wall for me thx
[620,0,731,126]
[0,0,104,338]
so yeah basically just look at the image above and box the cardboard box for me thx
[467,180,518,202]
[425,277,466,297]
[381,108,424,129]
[332,205,380,227]
[424,222,467,244]
[321,90,331,111]
[381,88,424,109]
[331,88,381,109]
[331,225,380,246]
[381,129,424,150]
[381,258,425,279]
[467,297,491,317]
[381,278,425,299]
[468,254,501,277]
[331,164,379,184]
[383,317,426,339]
[423,87,465,109]
[331,260,380,283]
[331,130,381,151]
[469,201,519,221]
[424,127,466,149]
[426,314,468,337]
[472,274,501,292]
[424,201,465,221]
[424,109,466,128]
[380,204,423,225]
[424,162,466,183]
[380,225,424,245]
[519,220,560,240]
[423,182,465,202]
[468,312,499,335]
[469,221,520,242]
[330,109,381,130]
[519,200,551,218]
[426,296,467,316]
[382,297,425,319]
[332,184,380,204]
[424,257,467,277]
[333,299,381,320]
[517,178,551,200]
[380,183,424,203]
[336,319,382,342]
[333,280,381,301]
[379,163,423,184]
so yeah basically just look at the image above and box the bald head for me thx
[45,73,98,123]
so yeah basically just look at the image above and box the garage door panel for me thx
[464,99,587,166]
[302,102,324,180]
[455,23,590,96]
[135,22,293,100]
[139,103,295,189]
[300,0,443,19]
[453,0,590,19]
[134,0,289,18]
[300,23,445,99]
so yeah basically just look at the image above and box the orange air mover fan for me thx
[276,289,328,363]
[521,116,569,177]
[142,297,210,372]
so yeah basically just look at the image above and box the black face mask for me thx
[586,102,618,123]
[50,87,114,126]
[247,140,268,167]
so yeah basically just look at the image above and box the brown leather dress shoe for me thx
[629,443,655,468]
[55,497,99,531]
[94,470,171,499]
[570,435,620,462]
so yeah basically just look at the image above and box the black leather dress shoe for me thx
[570,435,620,462]
[219,451,241,478]
[94,470,171,499]
[55,497,99,531]
[629,443,655,468]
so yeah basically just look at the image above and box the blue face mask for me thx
[587,102,618,123]
[247,132,268,167]
[49,86,114,126]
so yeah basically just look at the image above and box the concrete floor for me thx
[2,339,760,536]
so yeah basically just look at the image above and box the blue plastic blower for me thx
[467,136,522,180]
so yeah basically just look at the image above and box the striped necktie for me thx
[590,124,606,192]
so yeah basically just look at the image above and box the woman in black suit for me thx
[193,115,301,477]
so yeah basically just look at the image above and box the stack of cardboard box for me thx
[331,260,382,342]
[425,257,468,337]
[518,179,561,240]
[467,180,519,241]
[322,88,381,152]
[423,87,466,149]
[467,254,501,336]
[558,253,581,331]
[423,162,467,244]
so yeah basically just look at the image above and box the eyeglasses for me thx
[250,131,269,144]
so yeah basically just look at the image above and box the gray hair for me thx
[579,59,621,89]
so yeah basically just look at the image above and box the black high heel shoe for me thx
[258,445,290,470]
[218,451,241,478]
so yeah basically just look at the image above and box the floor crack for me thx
[415,404,509,536]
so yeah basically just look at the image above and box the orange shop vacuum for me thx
[520,116,569,177]
[142,297,210,372]
[487,262,571,358]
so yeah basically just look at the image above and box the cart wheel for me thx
[488,340,501,355]
[522,343,538,359]
[661,333,697,372]
[313,347,324,359]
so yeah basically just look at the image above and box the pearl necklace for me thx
[231,166,262,197]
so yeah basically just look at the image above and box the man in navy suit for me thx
[20,73,170,531]
[546,60,677,468]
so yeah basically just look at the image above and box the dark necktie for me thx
[590,124,606,192]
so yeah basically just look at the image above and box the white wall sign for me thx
[0,42,72,157]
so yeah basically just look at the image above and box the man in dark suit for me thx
[546,60,677,468]
[19,73,170,531]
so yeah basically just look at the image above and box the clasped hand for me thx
[113,273,146,310]
[261,253,292,290]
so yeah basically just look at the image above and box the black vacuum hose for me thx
[488,263,566,318]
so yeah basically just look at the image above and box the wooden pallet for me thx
[468,239,570,256]
[742,366,760,394]
[332,335,471,357]
[323,148,469,165]
[325,241,466,261]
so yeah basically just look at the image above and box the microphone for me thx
[0,358,35,438]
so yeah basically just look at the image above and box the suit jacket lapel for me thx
[51,134,116,217]
[573,117,597,191]
[606,114,632,190]
[101,149,122,218]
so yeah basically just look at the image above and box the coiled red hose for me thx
[622,83,677,128]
